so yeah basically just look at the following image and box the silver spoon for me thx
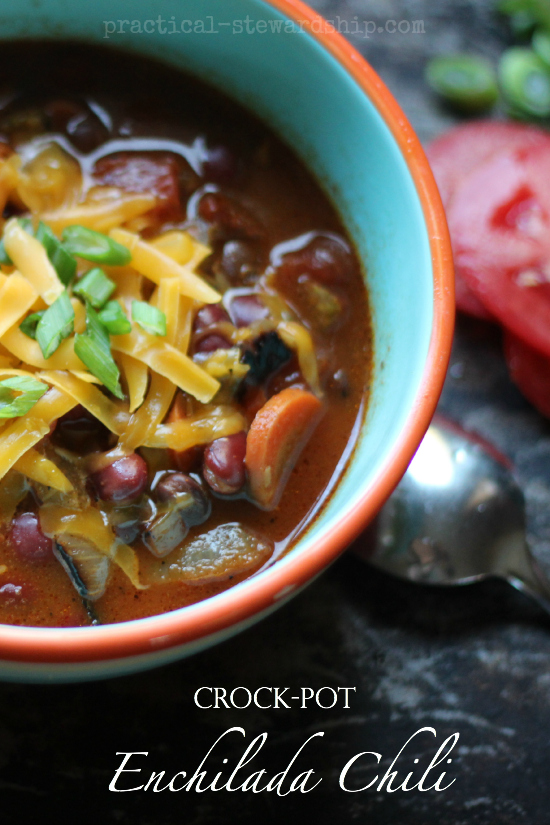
[353,417,550,614]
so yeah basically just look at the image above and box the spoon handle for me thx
[506,553,550,616]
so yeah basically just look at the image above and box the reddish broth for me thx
[0,43,372,626]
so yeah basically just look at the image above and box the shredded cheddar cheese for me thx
[0,141,324,600]
[109,228,220,304]
[3,220,63,305]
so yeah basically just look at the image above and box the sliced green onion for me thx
[497,0,550,32]
[36,222,77,286]
[132,301,167,336]
[62,225,132,266]
[98,301,132,335]
[20,311,46,340]
[532,28,550,66]
[73,267,116,309]
[0,375,47,418]
[74,304,124,399]
[36,291,75,359]
[17,217,34,234]
[425,54,498,112]
[499,47,550,116]
[0,238,12,267]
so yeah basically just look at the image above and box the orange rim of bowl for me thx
[0,0,454,665]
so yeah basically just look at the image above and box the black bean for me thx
[52,404,112,454]
[202,145,238,183]
[155,472,211,527]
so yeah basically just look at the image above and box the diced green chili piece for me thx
[499,47,550,116]
[73,267,116,309]
[0,375,48,418]
[35,222,77,286]
[132,300,167,336]
[36,291,75,359]
[97,301,132,335]
[62,225,132,266]
[74,304,124,399]
[20,311,46,340]
[425,54,498,112]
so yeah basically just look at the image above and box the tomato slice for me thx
[427,121,548,319]
[453,267,493,320]
[426,120,548,207]
[504,330,550,418]
[448,142,550,356]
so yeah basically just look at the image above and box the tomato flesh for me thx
[427,121,549,319]
[448,143,550,356]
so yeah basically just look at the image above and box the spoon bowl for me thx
[354,417,550,614]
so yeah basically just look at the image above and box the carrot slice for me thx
[245,387,324,510]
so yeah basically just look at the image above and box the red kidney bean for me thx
[89,453,148,503]
[202,145,238,183]
[278,236,354,287]
[203,431,247,495]
[66,111,109,153]
[227,293,270,327]
[194,332,232,354]
[198,192,264,240]
[218,240,263,282]
[44,98,84,132]
[193,304,231,333]
[155,472,211,527]
[44,100,108,153]
[9,512,54,563]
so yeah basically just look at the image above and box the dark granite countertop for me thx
[4,2,550,823]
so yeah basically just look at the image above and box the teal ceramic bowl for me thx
[0,0,453,681]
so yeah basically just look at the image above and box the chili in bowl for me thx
[0,0,453,681]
